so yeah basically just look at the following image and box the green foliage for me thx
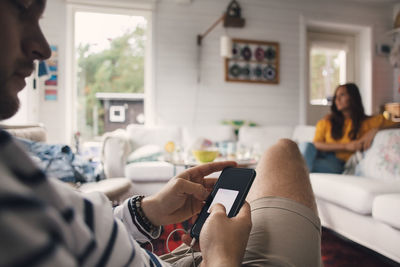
[77,26,146,138]
[222,120,258,136]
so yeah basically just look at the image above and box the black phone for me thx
[190,167,256,240]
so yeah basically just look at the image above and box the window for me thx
[73,9,150,141]
[309,47,346,105]
[307,31,354,106]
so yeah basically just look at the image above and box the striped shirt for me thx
[0,129,171,267]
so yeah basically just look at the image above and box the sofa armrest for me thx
[102,129,132,178]
[0,124,47,142]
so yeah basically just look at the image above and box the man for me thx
[0,0,322,266]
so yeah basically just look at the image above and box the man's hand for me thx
[360,128,379,151]
[141,161,236,226]
[198,202,252,267]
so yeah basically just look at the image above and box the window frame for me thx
[66,3,154,141]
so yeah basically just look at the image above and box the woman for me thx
[300,83,397,173]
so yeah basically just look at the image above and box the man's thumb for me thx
[209,203,227,215]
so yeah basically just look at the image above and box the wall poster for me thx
[225,39,280,84]
[44,45,58,101]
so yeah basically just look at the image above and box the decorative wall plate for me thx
[241,46,252,61]
[241,64,251,76]
[254,65,262,78]
[229,64,241,77]
[232,44,240,59]
[255,47,264,61]
[263,66,276,80]
[265,47,276,60]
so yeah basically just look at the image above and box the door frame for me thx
[299,16,373,125]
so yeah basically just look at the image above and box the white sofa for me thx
[310,129,400,264]
[102,123,400,263]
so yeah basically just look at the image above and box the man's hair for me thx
[329,83,368,140]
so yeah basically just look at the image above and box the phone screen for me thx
[190,167,256,240]
[207,188,239,215]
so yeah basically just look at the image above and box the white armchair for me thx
[102,129,132,178]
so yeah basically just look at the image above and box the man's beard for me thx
[0,73,20,120]
[0,94,19,120]
[0,60,32,121]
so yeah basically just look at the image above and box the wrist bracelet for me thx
[130,195,160,237]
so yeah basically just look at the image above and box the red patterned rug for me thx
[144,224,399,266]
[143,220,193,256]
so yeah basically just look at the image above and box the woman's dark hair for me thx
[329,83,368,140]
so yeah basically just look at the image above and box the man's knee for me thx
[264,138,300,158]
[276,138,298,150]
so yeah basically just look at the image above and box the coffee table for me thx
[167,158,258,176]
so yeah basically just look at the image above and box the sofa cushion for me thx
[372,194,400,229]
[310,173,400,214]
[125,161,174,182]
[292,125,315,144]
[238,126,293,152]
[356,129,400,181]
[126,125,182,150]
[182,125,236,150]
[126,144,163,164]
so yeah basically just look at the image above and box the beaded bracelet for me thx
[130,195,160,238]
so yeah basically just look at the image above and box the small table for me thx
[167,158,258,176]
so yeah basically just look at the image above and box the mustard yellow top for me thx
[313,114,395,161]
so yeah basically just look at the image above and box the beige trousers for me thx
[160,196,322,267]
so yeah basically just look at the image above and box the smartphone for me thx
[190,167,256,240]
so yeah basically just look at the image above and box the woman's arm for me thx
[312,118,364,153]
[314,141,362,152]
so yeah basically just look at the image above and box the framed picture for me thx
[225,38,280,84]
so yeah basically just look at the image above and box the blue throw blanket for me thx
[16,138,97,183]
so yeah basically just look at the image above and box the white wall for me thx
[39,0,68,143]
[154,0,394,126]
[35,0,395,143]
